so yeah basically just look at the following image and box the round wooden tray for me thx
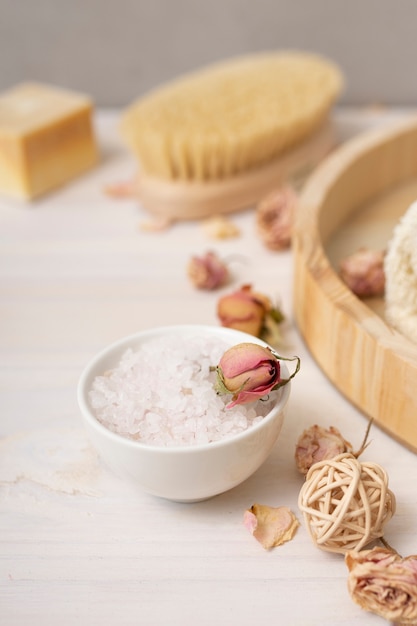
[293,115,417,452]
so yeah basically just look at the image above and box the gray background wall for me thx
[1,0,416,108]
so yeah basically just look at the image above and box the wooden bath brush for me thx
[121,51,343,219]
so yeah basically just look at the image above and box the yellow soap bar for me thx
[0,82,98,200]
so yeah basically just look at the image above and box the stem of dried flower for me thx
[379,535,400,556]
[353,418,374,458]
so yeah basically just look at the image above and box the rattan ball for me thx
[298,452,396,554]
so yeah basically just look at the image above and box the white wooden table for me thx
[1,108,416,626]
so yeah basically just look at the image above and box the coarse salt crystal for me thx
[88,333,280,447]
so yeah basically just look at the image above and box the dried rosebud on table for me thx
[187,251,229,290]
[339,248,385,297]
[217,284,285,343]
[295,424,352,475]
[346,547,417,625]
[217,284,270,336]
[214,342,300,407]
[256,185,297,250]
[244,504,299,550]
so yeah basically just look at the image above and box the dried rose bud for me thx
[243,504,299,549]
[339,248,385,297]
[217,284,284,339]
[187,251,229,290]
[217,284,267,336]
[214,342,300,407]
[295,424,352,475]
[256,186,297,250]
[346,547,417,624]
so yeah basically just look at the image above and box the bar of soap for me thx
[0,82,98,200]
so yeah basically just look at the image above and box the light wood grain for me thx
[293,116,417,452]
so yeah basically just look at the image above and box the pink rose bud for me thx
[339,248,385,297]
[187,251,229,290]
[217,284,283,339]
[214,342,300,407]
[295,424,352,475]
[346,547,417,624]
[256,185,298,250]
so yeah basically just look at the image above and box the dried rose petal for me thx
[339,248,385,297]
[295,424,352,475]
[202,215,240,239]
[256,186,297,250]
[243,504,299,549]
[346,547,417,624]
[139,216,173,232]
[187,251,229,290]
[103,179,138,198]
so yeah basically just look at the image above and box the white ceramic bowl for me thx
[77,324,291,502]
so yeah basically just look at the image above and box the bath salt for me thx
[88,333,280,447]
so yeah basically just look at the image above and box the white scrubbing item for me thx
[384,199,417,343]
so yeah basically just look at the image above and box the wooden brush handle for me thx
[136,119,335,220]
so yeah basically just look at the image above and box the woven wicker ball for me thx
[298,452,396,554]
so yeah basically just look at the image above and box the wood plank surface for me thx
[1,108,417,626]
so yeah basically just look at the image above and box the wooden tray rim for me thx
[293,115,417,450]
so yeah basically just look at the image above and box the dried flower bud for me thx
[339,248,385,297]
[295,424,352,475]
[214,342,300,407]
[346,547,417,624]
[217,284,284,340]
[256,186,297,250]
[243,504,299,549]
[187,251,229,290]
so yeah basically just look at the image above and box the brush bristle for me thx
[121,51,343,182]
